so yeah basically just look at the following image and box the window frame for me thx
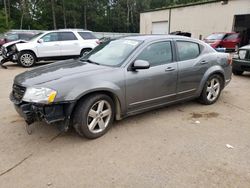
[135,40,174,67]
[175,40,201,62]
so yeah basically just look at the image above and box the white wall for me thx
[140,0,250,39]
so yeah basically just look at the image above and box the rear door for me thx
[59,32,80,56]
[37,32,61,57]
[175,40,209,99]
[125,40,178,112]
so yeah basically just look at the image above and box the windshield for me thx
[206,33,225,40]
[81,39,142,66]
[29,32,44,41]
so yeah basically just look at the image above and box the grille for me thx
[12,84,26,102]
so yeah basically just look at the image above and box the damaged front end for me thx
[10,84,76,134]
[1,40,26,68]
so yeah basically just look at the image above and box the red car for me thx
[204,32,241,51]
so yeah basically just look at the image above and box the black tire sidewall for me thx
[18,51,36,67]
[199,74,223,105]
[80,49,91,57]
[74,94,115,139]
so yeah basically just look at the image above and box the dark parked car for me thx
[232,45,250,75]
[204,32,241,51]
[10,35,232,139]
[0,30,40,55]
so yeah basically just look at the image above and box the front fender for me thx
[64,80,126,114]
[16,43,38,56]
[196,65,225,95]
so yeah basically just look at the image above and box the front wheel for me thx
[18,51,36,67]
[73,94,115,139]
[199,75,223,105]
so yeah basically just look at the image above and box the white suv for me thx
[1,29,99,67]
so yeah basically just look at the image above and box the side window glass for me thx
[177,41,200,61]
[137,41,172,66]
[60,32,77,41]
[42,33,59,42]
[224,34,239,40]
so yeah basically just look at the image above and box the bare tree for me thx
[62,0,67,28]
[3,0,8,26]
[51,0,57,29]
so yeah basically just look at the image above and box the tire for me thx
[18,51,36,67]
[232,69,243,76]
[80,48,92,57]
[73,94,115,139]
[199,74,223,105]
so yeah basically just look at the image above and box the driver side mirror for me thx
[132,60,150,71]
[38,39,44,43]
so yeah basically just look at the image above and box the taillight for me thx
[96,40,100,45]
[227,54,232,65]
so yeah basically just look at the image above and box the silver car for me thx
[10,35,232,139]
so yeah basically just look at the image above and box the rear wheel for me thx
[80,48,92,57]
[199,74,223,105]
[73,94,115,139]
[18,51,36,67]
[232,69,243,76]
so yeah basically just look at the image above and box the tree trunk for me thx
[84,5,87,29]
[127,0,130,32]
[3,0,8,27]
[62,0,67,28]
[51,0,57,29]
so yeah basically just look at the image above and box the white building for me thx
[140,0,250,41]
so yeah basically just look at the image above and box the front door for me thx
[125,41,178,113]
[36,32,61,57]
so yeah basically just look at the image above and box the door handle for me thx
[165,67,175,72]
[200,60,208,65]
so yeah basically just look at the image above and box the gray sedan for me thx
[10,35,232,139]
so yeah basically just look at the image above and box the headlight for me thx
[239,50,247,60]
[22,87,57,104]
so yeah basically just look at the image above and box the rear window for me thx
[224,33,239,40]
[78,32,97,40]
[59,32,77,41]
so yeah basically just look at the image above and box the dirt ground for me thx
[0,61,250,188]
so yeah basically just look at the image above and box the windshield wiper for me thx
[81,58,100,65]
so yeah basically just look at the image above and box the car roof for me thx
[122,34,194,42]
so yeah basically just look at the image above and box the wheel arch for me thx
[18,49,37,59]
[197,67,226,96]
[70,90,123,122]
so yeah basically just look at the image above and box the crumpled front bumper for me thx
[10,93,76,127]
[1,46,18,61]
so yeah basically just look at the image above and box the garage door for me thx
[152,21,169,34]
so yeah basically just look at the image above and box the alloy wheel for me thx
[20,54,34,67]
[206,77,220,102]
[87,100,112,134]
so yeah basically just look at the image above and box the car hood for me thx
[3,40,27,48]
[14,59,112,86]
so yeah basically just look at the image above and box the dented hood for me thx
[3,40,27,48]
